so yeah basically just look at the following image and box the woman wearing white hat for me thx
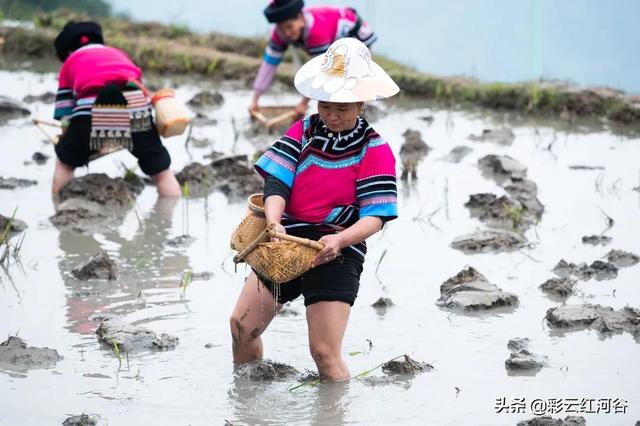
[231,38,399,380]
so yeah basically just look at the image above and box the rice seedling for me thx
[180,269,193,295]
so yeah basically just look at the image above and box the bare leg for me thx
[229,272,280,363]
[151,169,181,197]
[52,158,75,195]
[307,301,351,380]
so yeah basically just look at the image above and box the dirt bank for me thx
[2,12,640,127]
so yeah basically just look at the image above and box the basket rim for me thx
[248,193,265,215]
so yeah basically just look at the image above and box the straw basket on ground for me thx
[230,193,323,284]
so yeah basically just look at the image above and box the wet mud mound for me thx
[436,267,518,311]
[517,416,586,426]
[505,337,548,374]
[187,90,224,110]
[545,304,640,339]
[52,174,144,230]
[382,355,432,375]
[478,154,527,184]
[0,213,28,234]
[581,235,612,246]
[451,229,526,254]
[23,91,55,104]
[469,127,515,145]
[0,336,62,372]
[176,155,261,200]
[440,146,473,163]
[465,193,539,232]
[71,252,118,281]
[552,259,618,281]
[539,277,577,300]
[0,177,37,190]
[0,95,30,123]
[234,360,299,381]
[606,249,639,268]
[95,315,179,352]
[62,414,97,426]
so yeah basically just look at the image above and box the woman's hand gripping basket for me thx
[230,194,324,284]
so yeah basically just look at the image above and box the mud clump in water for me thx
[606,249,639,268]
[234,359,299,381]
[176,156,261,200]
[30,151,49,165]
[440,145,473,163]
[399,129,431,180]
[0,177,37,190]
[465,193,539,231]
[62,414,97,426]
[0,336,62,372]
[0,213,28,234]
[469,127,515,145]
[552,259,618,281]
[436,267,518,311]
[58,173,142,211]
[517,416,586,426]
[52,173,145,230]
[0,95,30,123]
[545,304,640,339]
[23,91,56,104]
[451,229,526,254]
[478,154,527,184]
[539,277,577,299]
[95,315,179,352]
[72,252,118,281]
[50,199,111,231]
[581,235,612,246]
[505,337,548,373]
[382,355,432,375]
[371,297,395,309]
[167,234,195,247]
[187,90,224,110]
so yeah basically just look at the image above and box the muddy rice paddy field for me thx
[0,69,639,425]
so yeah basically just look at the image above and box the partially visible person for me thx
[52,21,181,197]
[249,0,377,116]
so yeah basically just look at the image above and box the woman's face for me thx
[277,14,305,43]
[317,101,363,133]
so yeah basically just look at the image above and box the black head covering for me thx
[54,21,104,62]
[264,0,304,24]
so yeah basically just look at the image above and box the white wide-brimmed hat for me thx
[294,37,400,103]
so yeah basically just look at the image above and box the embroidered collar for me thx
[318,116,365,142]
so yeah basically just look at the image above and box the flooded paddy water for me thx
[0,69,639,425]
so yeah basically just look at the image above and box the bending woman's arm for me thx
[313,217,383,267]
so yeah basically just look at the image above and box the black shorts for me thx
[55,114,171,176]
[257,231,364,307]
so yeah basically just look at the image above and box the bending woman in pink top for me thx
[249,0,377,116]
[232,38,399,380]
[51,21,181,197]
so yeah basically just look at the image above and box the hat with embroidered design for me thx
[294,37,399,103]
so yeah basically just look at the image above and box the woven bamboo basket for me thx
[230,193,323,284]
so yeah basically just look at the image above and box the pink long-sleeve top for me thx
[54,44,142,120]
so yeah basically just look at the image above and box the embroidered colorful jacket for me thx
[53,44,142,121]
[253,6,377,94]
[255,114,397,260]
